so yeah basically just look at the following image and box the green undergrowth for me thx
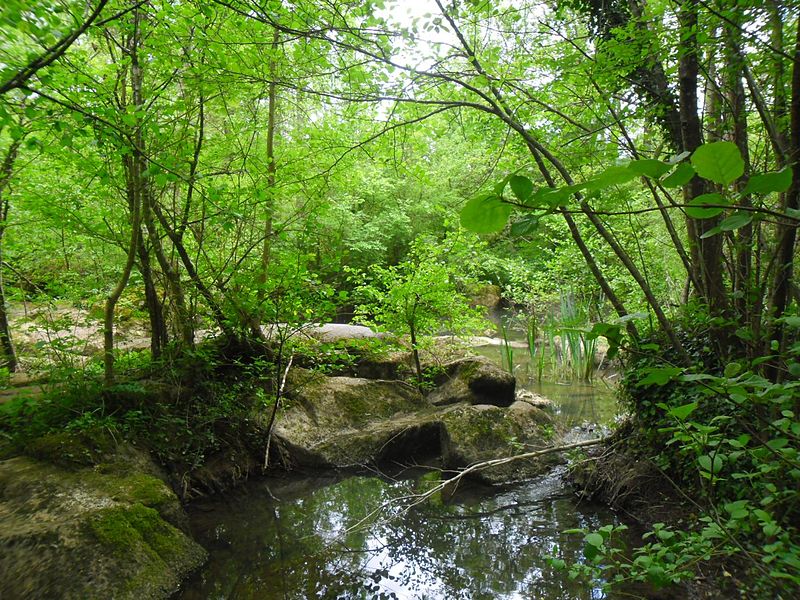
[0,337,280,477]
[560,315,800,597]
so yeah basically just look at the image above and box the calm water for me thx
[177,467,629,600]
[176,343,635,599]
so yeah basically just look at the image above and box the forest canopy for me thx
[1,0,800,592]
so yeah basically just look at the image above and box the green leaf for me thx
[719,212,752,231]
[585,532,604,548]
[460,193,511,234]
[509,175,533,202]
[698,454,724,474]
[661,162,695,187]
[724,362,742,378]
[780,316,800,329]
[638,367,683,387]
[685,193,726,219]
[629,159,671,179]
[668,402,698,420]
[690,141,744,185]
[510,214,540,236]
[699,225,723,239]
[585,165,637,190]
[742,169,793,195]
[529,186,571,208]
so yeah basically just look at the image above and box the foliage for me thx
[351,241,485,383]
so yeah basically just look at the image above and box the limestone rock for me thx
[0,451,206,600]
[428,356,516,408]
[440,401,557,484]
[273,371,437,467]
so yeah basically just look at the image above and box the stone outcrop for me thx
[427,356,516,407]
[0,448,205,600]
[272,370,437,467]
[441,401,557,484]
[272,365,555,485]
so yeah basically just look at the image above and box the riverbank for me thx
[1,330,578,598]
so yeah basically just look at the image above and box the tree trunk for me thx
[256,28,280,325]
[678,0,728,318]
[0,138,21,372]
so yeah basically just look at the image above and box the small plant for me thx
[498,317,515,375]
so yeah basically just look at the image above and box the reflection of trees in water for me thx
[180,473,621,600]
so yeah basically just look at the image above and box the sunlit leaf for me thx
[460,193,511,234]
[509,175,533,202]
[661,162,696,187]
[690,141,744,185]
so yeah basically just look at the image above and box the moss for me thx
[81,471,175,509]
[24,428,116,469]
[90,503,185,561]
[89,503,205,598]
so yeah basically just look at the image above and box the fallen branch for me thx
[343,436,607,536]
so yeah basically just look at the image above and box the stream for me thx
[176,346,636,599]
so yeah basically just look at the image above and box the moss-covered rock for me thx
[0,451,205,600]
[273,370,437,467]
[440,401,558,484]
[428,356,516,408]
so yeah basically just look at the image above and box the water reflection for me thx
[473,345,621,428]
[177,468,627,600]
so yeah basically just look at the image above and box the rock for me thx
[516,388,552,408]
[305,323,384,343]
[427,356,516,408]
[354,350,413,380]
[273,370,437,467]
[0,450,206,600]
[440,401,557,484]
[467,283,502,310]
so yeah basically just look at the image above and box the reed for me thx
[498,317,515,375]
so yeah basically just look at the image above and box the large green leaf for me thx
[719,212,752,231]
[629,159,672,179]
[460,193,511,234]
[637,366,684,387]
[685,193,726,219]
[690,141,744,185]
[661,162,696,188]
[585,165,638,190]
[742,169,793,195]
[509,175,533,202]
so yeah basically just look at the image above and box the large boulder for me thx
[305,323,385,343]
[272,369,439,467]
[427,356,516,408]
[0,450,206,600]
[440,401,558,484]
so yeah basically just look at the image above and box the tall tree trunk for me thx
[769,19,800,367]
[724,19,754,333]
[256,28,280,326]
[128,20,194,351]
[678,0,728,318]
[0,138,21,372]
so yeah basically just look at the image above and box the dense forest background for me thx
[1,0,800,595]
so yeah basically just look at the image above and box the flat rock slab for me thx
[0,453,205,600]
[305,323,385,342]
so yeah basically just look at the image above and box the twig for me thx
[344,437,606,535]
[263,353,293,470]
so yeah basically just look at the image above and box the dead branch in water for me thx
[343,436,607,536]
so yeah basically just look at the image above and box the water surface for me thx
[178,466,626,599]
